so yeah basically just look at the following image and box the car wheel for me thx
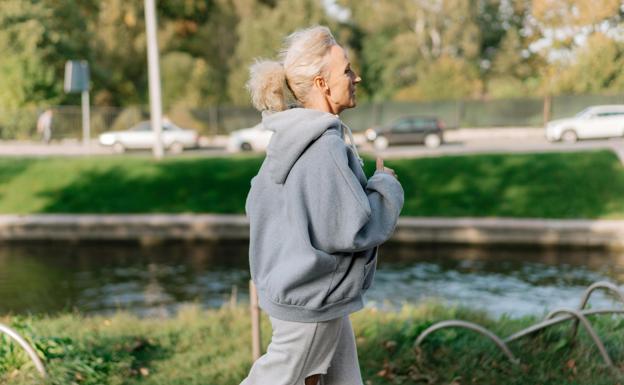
[424,133,441,148]
[373,136,389,150]
[169,142,184,154]
[561,129,578,143]
[113,142,126,154]
[240,142,253,151]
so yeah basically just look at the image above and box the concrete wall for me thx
[2,214,624,249]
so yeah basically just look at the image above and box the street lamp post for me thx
[144,0,164,159]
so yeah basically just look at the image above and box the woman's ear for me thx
[313,75,329,94]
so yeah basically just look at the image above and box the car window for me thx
[393,119,413,132]
[413,119,436,129]
[163,124,180,131]
[132,122,151,131]
[596,111,624,117]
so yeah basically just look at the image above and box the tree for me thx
[227,0,331,105]
[159,0,239,106]
[486,25,545,97]
[395,55,481,100]
[530,0,623,96]
[532,0,622,30]
[0,0,96,108]
[554,32,624,94]
[0,2,54,108]
[4,0,624,110]
[339,0,484,101]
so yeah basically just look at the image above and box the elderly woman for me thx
[241,26,404,385]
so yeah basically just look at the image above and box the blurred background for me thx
[3,0,624,140]
[2,0,624,320]
[5,1,624,383]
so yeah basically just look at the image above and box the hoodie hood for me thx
[263,108,342,184]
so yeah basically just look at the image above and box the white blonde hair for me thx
[247,26,337,112]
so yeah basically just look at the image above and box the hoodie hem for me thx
[257,290,364,323]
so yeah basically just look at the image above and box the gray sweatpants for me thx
[240,315,364,385]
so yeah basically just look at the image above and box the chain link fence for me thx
[4,93,624,141]
[345,93,624,130]
[0,105,260,141]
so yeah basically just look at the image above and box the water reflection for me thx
[0,241,251,317]
[0,241,622,318]
[373,243,624,316]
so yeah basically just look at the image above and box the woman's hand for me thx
[376,157,398,179]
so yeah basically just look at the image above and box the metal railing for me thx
[0,323,47,378]
[415,280,624,369]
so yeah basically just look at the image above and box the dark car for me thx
[365,116,445,150]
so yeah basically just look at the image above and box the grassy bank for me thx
[1,303,623,384]
[1,150,624,218]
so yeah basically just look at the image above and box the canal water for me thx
[1,241,623,318]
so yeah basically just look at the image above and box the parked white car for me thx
[546,105,624,143]
[227,123,273,152]
[99,120,199,153]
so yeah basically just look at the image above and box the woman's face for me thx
[324,45,361,114]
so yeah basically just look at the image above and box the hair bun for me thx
[247,26,336,112]
[247,60,287,112]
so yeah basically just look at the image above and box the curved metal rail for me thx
[414,320,519,364]
[505,308,624,342]
[578,281,624,310]
[0,323,47,378]
[545,308,614,367]
[572,281,624,338]
[415,281,624,369]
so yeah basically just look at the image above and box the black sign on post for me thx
[64,61,90,93]
[64,60,91,146]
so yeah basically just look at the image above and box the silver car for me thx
[226,123,273,152]
[99,120,199,153]
[546,105,624,143]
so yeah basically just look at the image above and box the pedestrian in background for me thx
[36,109,53,144]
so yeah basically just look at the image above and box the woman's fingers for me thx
[384,167,398,179]
[376,157,398,179]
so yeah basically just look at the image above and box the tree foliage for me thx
[554,32,624,94]
[2,0,624,109]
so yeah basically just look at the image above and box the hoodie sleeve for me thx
[288,133,404,254]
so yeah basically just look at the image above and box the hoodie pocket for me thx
[265,251,338,308]
[361,254,377,291]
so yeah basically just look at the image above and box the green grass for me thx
[1,150,624,218]
[0,155,263,214]
[2,303,623,384]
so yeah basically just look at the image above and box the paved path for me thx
[0,138,230,157]
[0,140,114,156]
[366,139,624,164]
[360,128,624,164]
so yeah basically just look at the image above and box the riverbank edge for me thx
[1,214,623,249]
[3,303,622,385]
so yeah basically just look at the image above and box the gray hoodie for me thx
[245,108,404,322]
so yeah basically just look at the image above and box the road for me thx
[2,127,624,163]
[366,137,624,164]
[0,138,229,157]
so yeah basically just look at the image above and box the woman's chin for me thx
[336,98,357,113]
